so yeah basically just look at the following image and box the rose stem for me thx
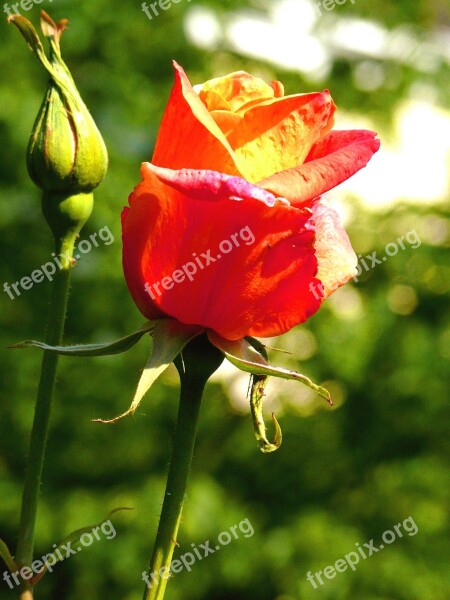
[142,335,223,600]
[15,229,81,600]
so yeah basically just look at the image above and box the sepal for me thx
[249,372,282,453]
[93,319,203,424]
[208,332,332,404]
[8,321,155,356]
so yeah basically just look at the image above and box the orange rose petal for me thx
[305,129,380,163]
[198,71,276,112]
[208,110,243,137]
[312,199,358,298]
[270,80,284,98]
[197,89,231,111]
[152,62,243,176]
[259,130,380,206]
[227,91,336,182]
[122,165,322,340]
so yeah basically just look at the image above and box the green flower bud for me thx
[9,11,108,195]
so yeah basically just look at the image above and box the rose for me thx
[91,63,380,427]
[122,63,379,341]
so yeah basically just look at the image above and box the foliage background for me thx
[0,0,449,599]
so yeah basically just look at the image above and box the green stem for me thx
[15,234,76,600]
[142,371,203,600]
[142,336,223,600]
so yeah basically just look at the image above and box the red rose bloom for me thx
[122,63,379,341]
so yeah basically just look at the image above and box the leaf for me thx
[8,321,155,356]
[209,332,332,404]
[32,507,133,585]
[93,320,203,424]
[249,373,282,453]
[0,538,17,572]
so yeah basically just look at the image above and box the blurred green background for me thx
[0,0,449,599]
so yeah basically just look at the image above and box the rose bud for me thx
[10,11,108,196]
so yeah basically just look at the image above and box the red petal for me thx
[145,163,279,206]
[259,130,380,206]
[122,164,322,340]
